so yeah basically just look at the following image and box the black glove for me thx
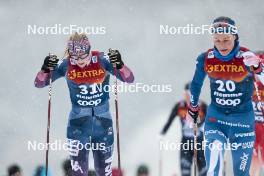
[41,54,59,73]
[187,105,199,123]
[108,49,124,69]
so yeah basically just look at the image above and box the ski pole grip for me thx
[108,48,117,68]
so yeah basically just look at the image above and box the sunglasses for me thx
[70,53,89,60]
[211,22,238,35]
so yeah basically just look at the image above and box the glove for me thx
[243,51,262,73]
[107,49,124,69]
[187,105,199,123]
[41,54,59,73]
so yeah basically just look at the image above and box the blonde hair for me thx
[69,32,88,42]
[66,32,90,57]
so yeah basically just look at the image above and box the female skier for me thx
[34,32,134,176]
[187,17,264,176]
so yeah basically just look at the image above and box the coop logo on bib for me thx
[77,99,101,106]
[216,98,241,106]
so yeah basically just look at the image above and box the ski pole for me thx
[159,138,163,176]
[45,51,67,176]
[45,53,52,176]
[109,48,122,173]
[193,119,198,176]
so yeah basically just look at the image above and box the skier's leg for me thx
[92,116,114,176]
[230,138,254,176]
[67,116,92,176]
[204,106,227,176]
[197,136,207,176]
[204,138,225,176]
[180,137,193,176]
[229,111,255,176]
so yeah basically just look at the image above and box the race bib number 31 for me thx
[76,84,103,106]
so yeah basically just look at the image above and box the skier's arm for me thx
[242,51,264,85]
[256,61,264,85]
[190,53,207,107]
[161,103,179,135]
[100,52,134,83]
[34,59,68,88]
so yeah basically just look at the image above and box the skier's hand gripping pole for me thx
[187,105,199,176]
[193,117,198,176]
[44,51,67,176]
[108,49,124,70]
[108,48,122,174]
[45,53,53,176]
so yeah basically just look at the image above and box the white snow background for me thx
[0,0,264,175]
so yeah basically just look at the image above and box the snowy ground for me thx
[0,0,264,175]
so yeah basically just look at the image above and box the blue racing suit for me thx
[35,51,134,176]
[190,43,264,176]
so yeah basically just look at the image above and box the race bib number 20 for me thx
[214,80,241,106]
[216,80,236,92]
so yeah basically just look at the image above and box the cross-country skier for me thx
[250,51,264,176]
[34,32,134,176]
[187,16,264,176]
[161,83,207,176]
